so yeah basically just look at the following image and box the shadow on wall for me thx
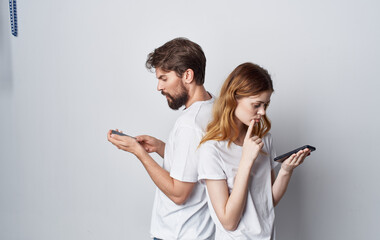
[273,151,305,238]
[271,109,313,239]
[0,5,13,92]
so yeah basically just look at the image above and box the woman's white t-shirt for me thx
[198,133,279,240]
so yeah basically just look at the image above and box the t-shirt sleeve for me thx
[268,133,280,169]
[169,126,202,182]
[198,141,226,181]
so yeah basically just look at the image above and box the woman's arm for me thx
[206,159,254,231]
[205,120,263,231]
[272,149,310,206]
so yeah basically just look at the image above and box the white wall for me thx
[1,0,379,239]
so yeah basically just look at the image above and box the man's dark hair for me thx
[146,37,206,85]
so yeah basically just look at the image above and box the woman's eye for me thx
[254,105,260,108]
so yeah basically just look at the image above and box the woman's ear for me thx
[182,69,194,84]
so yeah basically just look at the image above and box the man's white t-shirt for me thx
[198,133,279,240]
[150,96,215,240]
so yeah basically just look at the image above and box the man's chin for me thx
[164,93,188,110]
[168,102,182,110]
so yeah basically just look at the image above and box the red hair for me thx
[200,62,274,147]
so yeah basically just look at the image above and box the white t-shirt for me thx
[150,96,215,240]
[198,133,279,240]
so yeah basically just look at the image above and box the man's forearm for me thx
[135,150,192,204]
[157,141,165,158]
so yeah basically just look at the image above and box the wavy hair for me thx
[200,62,274,147]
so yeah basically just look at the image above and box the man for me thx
[107,38,215,239]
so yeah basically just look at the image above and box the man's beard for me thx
[161,84,189,110]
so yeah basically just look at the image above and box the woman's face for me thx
[234,90,272,128]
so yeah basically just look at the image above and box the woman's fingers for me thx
[282,148,311,173]
[289,154,297,164]
[245,120,255,141]
[294,149,309,165]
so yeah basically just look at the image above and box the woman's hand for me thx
[241,120,263,164]
[281,148,311,173]
[272,148,311,206]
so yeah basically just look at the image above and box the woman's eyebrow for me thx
[253,100,270,104]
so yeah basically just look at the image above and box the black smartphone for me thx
[111,130,135,139]
[274,145,316,162]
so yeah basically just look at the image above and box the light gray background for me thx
[1,0,379,239]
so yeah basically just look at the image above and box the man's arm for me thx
[135,135,165,158]
[137,150,195,204]
[107,130,194,205]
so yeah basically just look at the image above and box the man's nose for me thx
[157,81,163,91]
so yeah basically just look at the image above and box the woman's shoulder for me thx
[262,132,274,146]
[261,132,275,154]
[263,132,273,141]
[200,139,221,148]
[199,139,229,152]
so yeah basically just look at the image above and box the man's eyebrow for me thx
[157,75,166,79]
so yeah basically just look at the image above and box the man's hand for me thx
[136,135,165,158]
[107,130,145,157]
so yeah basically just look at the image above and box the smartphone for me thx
[274,145,316,162]
[111,130,135,139]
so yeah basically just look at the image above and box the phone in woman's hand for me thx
[274,145,316,162]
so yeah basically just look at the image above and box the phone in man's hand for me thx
[111,130,135,139]
[274,145,316,162]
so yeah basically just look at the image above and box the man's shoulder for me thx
[176,99,214,131]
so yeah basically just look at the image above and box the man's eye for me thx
[254,105,260,108]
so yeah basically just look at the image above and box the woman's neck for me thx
[233,121,246,146]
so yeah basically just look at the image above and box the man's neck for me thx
[185,85,211,108]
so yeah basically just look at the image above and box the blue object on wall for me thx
[9,0,18,37]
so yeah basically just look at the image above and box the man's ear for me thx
[182,69,194,84]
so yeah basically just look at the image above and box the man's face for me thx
[155,68,189,110]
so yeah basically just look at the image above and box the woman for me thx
[198,62,311,239]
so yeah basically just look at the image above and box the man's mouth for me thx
[162,92,173,101]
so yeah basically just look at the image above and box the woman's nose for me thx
[258,106,266,116]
